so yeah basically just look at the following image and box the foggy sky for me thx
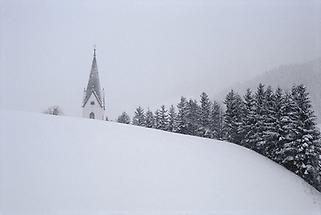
[1,0,320,120]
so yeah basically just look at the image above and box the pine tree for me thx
[154,109,161,129]
[270,87,287,162]
[253,83,267,154]
[168,105,177,132]
[240,88,256,149]
[117,112,131,124]
[276,91,298,164]
[209,101,224,140]
[132,106,145,126]
[198,92,212,137]
[158,105,169,131]
[281,85,321,188]
[223,90,244,144]
[145,109,155,128]
[186,99,200,136]
[176,97,189,134]
[262,86,277,157]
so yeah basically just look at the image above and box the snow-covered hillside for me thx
[1,111,321,215]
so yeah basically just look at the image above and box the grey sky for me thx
[1,0,320,119]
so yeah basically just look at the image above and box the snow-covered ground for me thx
[1,111,321,215]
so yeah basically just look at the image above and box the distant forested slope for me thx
[217,58,321,122]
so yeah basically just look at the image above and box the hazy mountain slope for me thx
[217,58,321,122]
[1,111,321,215]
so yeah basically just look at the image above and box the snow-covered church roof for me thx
[83,49,104,107]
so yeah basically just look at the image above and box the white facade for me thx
[82,92,105,120]
[82,48,106,120]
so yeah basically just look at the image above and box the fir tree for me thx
[240,88,256,149]
[275,91,298,163]
[176,97,189,134]
[186,99,200,136]
[253,83,267,154]
[145,109,155,128]
[154,109,161,129]
[117,112,131,124]
[282,85,321,188]
[270,87,287,162]
[262,86,277,157]
[209,101,224,140]
[132,106,145,126]
[223,90,244,144]
[198,92,212,137]
[158,105,169,131]
[168,105,177,132]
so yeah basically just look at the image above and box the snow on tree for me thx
[223,90,244,145]
[240,88,257,148]
[132,106,146,127]
[275,91,298,164]
[281,85,321,188]
[269,87,287,162]
[186,99,200,136]
[154,109,161,130]
[252,83,267,154]
[209,100,224,140]
[198,92,212,137]
[145,109,155,128]
[261,86,277,157]
[168,105,177,132]
[117,112,131,124]
[43,105,64,116]
[158,105,169,131]
[176,97,189,134]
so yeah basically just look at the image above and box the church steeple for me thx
[82,47,106,120]
[83,48,104,108]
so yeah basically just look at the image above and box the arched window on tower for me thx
[89,112,95,119]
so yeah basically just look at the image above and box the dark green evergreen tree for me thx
[158,105,169,131]
[209,100,224,140]
[186,99,200,136]
[270,87,287,162]
[154,109,161,130]
[132,106,145,126]
[168,105,177,132]
[282,85,321,188]
[198,92,212,137]
[145,109,155,128]
[176,97,189,134]
[240,88,256,149]
[117,112,131,124]
[223,90,244,145]
[262,86,276,158]
[253,83,267,154]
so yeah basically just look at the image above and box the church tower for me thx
[82,48,106,120]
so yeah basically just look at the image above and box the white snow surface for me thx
[1,110,321,215]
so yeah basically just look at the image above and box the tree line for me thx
[117,84,321,192]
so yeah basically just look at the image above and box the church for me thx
[82,48,106,120]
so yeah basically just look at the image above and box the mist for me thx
[1,0,320,119]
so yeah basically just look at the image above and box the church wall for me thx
[82,93,105,120]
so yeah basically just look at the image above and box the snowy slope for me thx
[1,111,321,215]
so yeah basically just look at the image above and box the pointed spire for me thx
[83,47,103,107]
